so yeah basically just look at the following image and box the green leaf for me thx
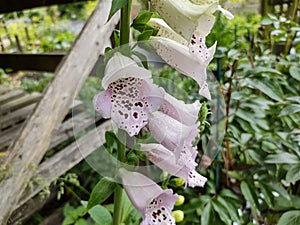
[121,190,141,223]
[138,30,154,41]
[216,196,239,222]
[286,164,300,183]
[240,181,259,215]
[87,177,117,211]
[265,152,299,164]
[289,66,300,81]
[278,210,300,225]
[246,78,282,101]
[109,0,128,20]
[279,104,300,116]
[212,200,232,225]
[89,205,112,225]
[132,11,153,27]
[201,202,213,225]
[246,66,282,76]
[75,218,89,225]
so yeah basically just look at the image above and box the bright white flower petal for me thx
[152,0,218,40]
[148,18,188,46]
[119,168,177,225]
[102,53,152,89]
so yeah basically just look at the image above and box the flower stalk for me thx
[113,1,132,225]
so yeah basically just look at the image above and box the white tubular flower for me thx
[151,0,233,41]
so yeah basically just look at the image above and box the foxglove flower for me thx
[160,93,201,126]
[151,0,233,41]
[140,143,207,188]
[148,111,199,163]
[149,0,233,98]
[119,168,178,225]
[149,17,216,99]
[93,53,165,136]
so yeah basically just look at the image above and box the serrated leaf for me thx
[109,0,128,20]
[265,152,299,164]
[240,181,260,215]
[289,66,300,81]
[87,177,117,211]
[278,210,300,225]
[286,164,300,183]
[279,104,300,116]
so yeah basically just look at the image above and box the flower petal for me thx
[119,168,177,224]
[148,18,188,46]
[150,36,208,87]
[199,82,211,100]
[140,144,207,188]
[108,78,164,136]
[93,88,113,118]
[148,111,196,150]
[160,93,201,126]
[151,0,218,40]
[102,53,152,89]
[217,5,234,20]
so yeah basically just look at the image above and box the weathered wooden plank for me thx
[9,190,59,225]
[0,0,89,14]
[0,88,10,95]
[0,90,25,105]
[49,111,101,149]
[0,125,21,151]
[0,1,118,223]
[0,101,83,148]
[0,104,35,131]
[0,92,41,115]
[0,54,64,72]
[16,120,112,209]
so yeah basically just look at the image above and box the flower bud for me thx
[199,101,208,124]
[172,210,184,222]
[175,195,185,206]
[170,178,185,187]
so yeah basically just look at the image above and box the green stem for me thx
[120,0,132,45]
[113,130,127,225]
[113,1,131,224]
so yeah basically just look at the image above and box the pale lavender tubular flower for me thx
[160,93,201,126]
[93,53,165,136]
[119,168,178,225]
[140,143,208,188]
[148,111,199,163]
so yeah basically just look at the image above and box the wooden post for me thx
[0,0,119,223]
[1,20,12,44]
[0,36,5,52]
[14,35,23,53]
[24,27,30,41]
